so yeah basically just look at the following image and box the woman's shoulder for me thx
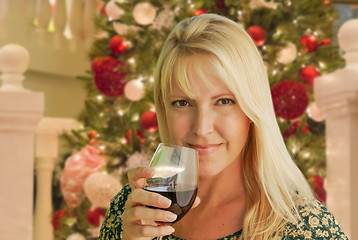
[281,199,348,239]
[98,184,131,240]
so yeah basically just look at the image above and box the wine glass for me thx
[144,143,199,238]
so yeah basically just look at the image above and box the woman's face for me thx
[164,55,251,177]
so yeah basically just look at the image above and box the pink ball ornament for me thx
[124,80,145,101]
[105,0,124,20]
[84,172,122,208]
[66,233,86,240]
[60,146,106,208]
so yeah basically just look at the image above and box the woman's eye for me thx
[217,98,235,105]
[172,100,190,107]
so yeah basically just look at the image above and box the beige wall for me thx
[23,70,86,118]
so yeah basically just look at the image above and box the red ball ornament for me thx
[215,0,227,12]
[91,56,128,98]
[86,207,106,227]
[194,9,206,16]
[283,121,309,140]
[247,26,266,47]
[100,6,106,15]
[88,131,98,140]
[140,111,158,132]
[52,210,67,231]
[125,129,145,145]
[300,35,318,52]
[109,35,128,55]
[271,80,309,120]
[299,66,321,86]
[319,38,331,47]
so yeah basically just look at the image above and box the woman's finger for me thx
[124,206,177,223]
[123,223,175,239]
[125,188,172,209]
[127,167,154,189]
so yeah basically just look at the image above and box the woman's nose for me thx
[192,108,214,137]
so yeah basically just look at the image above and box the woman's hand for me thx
[121,167,177,239]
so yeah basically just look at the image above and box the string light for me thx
[128,57,136,64]
[291,147,297,154]
[118,110,124,116]
[319,61,326,69]
[96,95,103,101]
[99,145,106,151]
[149,76,154,83]
[132,114,139,121]
[293,19,297,24]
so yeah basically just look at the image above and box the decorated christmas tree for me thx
[52,0,344,239]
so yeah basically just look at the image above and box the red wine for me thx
[144,185,198,224]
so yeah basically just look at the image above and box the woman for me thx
[99,14,347,239]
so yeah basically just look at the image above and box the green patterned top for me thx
[99,184,348,240]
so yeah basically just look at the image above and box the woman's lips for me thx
[188,144,221,155]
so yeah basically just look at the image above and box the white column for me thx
[314,19,358,239]
[0,44,44,239]
[34,118,79,240]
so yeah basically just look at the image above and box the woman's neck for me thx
[198,156,245,208]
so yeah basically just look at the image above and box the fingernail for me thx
[163,226,175,235]
[159,197,171,207]
[165,212,177,221]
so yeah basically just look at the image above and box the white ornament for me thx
[307,102,324,122]
[249,0,279,9]
[277,42,297,64]
[84,172,122,208]
[126,151,151,170]
[105,0,125,20]
[66,233,86,240]
[113,22,129,35]
[133,2,156,25]
[151,8,175,30]
[124,80,145,101]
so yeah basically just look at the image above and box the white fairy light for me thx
[262,45,267,51]
[121,138,127,144]
[237,10,243,16]
[293,19,297,24]
[99,145,106,151]
[303,152,310,158]
[149,76,154,82]
[99,112,104,117]
[313,31,318,36]
[319,61,326,68]
[118,110,124,116]
[96,95,103,101]
[272,69,278,75]
[287,1,292,6]
[132,114,139,121]
[291,147,297,154]
[128,57,135,64]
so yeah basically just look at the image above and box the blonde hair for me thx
[154,14,313,239]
